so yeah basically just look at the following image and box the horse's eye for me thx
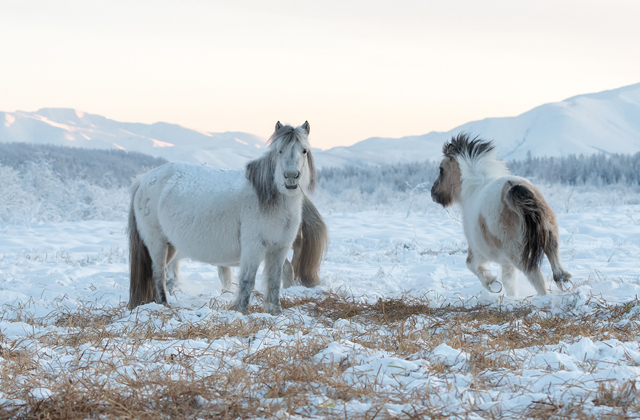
[279,150,282,154]
[303,149,308,154]
[439,167,444,175]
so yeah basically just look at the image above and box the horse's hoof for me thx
[265,305,283,316]
[487,281,503,293]
[555,279,573,292]
[230,303,250,315]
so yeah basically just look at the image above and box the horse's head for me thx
[432,133,499,207]
[246,121,317,208]
[431,154,462,207]
[272,121,315,194]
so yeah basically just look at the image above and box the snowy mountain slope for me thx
[0,108,266,169]
[313,82,640,168]
[3,83,639,169]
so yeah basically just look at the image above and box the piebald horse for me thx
[128,121,326,314]
[431,133,571,296]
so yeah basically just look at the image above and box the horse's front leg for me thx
[467,247,502,293]
[232,248,263,313]
[264,248,289,315]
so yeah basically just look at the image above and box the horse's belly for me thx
[186,246,241,266]
[158,188,243,266]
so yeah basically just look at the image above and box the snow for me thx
[150,138,174,147]
[1,188,640,416]
[3,114,15,127]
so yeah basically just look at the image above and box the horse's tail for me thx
[128,179,154,309]
[505,183,549,272]
[293,196,328,287]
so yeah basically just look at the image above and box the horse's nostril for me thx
[285,170,301,179]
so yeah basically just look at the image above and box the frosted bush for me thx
[0,161,128,226]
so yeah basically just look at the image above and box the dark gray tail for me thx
[128,181,154,309]
[292,196,328,287]
[506,184,549,272]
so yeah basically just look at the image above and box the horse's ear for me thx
[302,121,310,135]
[275,121,283,131]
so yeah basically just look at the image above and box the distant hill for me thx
[313,82,640,168]
[3,82,639,169]
[0,108,266,168]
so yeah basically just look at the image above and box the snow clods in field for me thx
[1,203,640,418]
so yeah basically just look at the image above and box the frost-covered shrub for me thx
[0,143,166,225]
[0,142,167,188]
[0,161,128,225]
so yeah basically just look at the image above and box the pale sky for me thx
[1,0,639,149]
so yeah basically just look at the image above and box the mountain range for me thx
[2,82,639,169]
[0,108,265,169]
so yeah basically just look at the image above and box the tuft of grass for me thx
[1,292,640,419]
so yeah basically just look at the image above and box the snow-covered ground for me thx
[1,190,640,418]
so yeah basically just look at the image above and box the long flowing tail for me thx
[128,180,154,309]
[292,196,328,287]
[505,183,549,272]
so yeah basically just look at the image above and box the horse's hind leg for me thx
[466,247,502,293]
[148,240,170,305]
[218,266,234,290]
[501,263,518,297]
[166,246,180,294]
[166,259,181,294]
[264,248,288,315]
[523,267,549,296]
[282,259,294,288]
[544,229,571,289]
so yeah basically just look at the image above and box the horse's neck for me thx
[459,156,508,202]
[460,175,481,199]
[271,192,304,216]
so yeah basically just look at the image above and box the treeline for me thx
[2,142,639,223]
[318,161,438,194]
[509,152,640,187]
[0,142,167,188]
[317,152,640,194]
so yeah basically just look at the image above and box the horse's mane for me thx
[246,124,317,209]
[443,133,495,160]
[444,133,509,193]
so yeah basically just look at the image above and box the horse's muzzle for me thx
[284,170,300,190]
[431,188,440,203]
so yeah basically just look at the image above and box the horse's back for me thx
[469,175,528,216]
[464,176,527,256]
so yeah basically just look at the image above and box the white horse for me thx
[431,133,571,296]
[128,121,321,314]
[164,196,328,292]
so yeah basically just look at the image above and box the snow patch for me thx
[151,139,174,147]
[4,113,15,127]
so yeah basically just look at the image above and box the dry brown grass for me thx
[1,292,639,419]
